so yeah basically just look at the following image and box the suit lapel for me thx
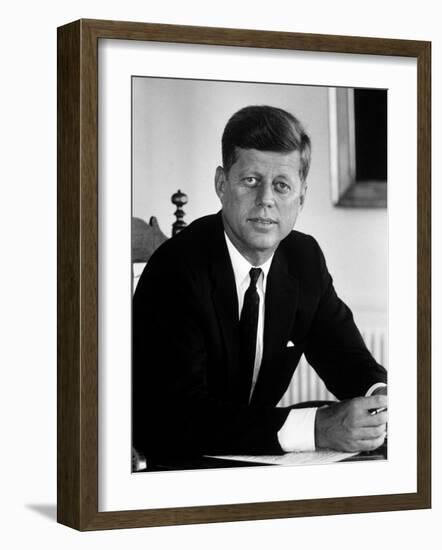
[209,216,241,398]
[251,247,299,404]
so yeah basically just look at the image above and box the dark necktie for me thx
[239,267,262,403]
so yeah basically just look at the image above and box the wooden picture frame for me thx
[57,19,431,530]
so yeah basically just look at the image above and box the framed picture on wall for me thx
[57,19,431,530]
[329,87,388,207]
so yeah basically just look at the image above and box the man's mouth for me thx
[247,217,278,225]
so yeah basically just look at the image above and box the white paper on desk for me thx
[207,449,359,466]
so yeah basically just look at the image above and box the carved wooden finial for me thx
[171,189,188,236]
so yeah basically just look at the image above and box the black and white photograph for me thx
[131,77,389,473]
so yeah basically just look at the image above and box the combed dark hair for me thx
[222,105,311,183]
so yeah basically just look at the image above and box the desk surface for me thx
[138,441,387,473]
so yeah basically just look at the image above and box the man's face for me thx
[215,147,307,265]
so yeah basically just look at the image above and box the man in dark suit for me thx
[133,105,387,460]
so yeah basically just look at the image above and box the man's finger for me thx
[365,394,388,409]
[354,434,387,452]
[355,410,388,427]
[351,395,387,415]
[357,425,387,440]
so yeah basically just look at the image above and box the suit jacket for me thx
[133,212,387,457]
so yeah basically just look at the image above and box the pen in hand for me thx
[369,406,388,416]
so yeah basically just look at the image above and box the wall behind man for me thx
[133,77,387,320]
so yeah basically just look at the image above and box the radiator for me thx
[278,326,388,406]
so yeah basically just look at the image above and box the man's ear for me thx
[299,184,308,208]
[214,166,227,201]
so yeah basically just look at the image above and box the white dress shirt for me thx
[224,232,386,452]
[224,234,273,399]
[224,233,317,451]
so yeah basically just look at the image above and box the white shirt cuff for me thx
[366,382,387,396]
[277,408,317,452]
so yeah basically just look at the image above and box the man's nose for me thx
[255,181,275,207]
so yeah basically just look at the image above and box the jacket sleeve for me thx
[132,250,290,459]
[303,239,387,400]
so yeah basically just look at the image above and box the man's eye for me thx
[274,181,290,193]
[243,177,258,186]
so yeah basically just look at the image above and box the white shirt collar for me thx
[224,232,274,289]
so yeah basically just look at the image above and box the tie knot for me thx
[249,268,262,288]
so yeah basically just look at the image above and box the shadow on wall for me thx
[25,504,57,522]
